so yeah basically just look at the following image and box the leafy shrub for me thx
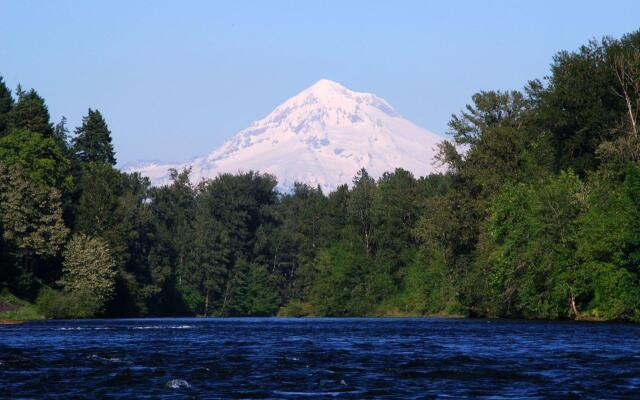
[36,288,97,319]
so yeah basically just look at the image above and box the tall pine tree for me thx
[73,108,116,165]
[9,88,53,137]
[0,76,14,136]
[53,116,70,151]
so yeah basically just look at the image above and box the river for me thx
[1,317,639,398]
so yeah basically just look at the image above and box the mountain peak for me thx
[306,79,348,93]
[127,81,443,192]
[289,79,356,107]
[270,79,399,126]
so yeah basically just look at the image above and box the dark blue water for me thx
[1,318,640,399]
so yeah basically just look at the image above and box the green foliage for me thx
[176,171,279,316]
[0,289,43,320]
[230,262,280,316]
[0,129,71,190]
[278,299,313,317]
[0,163,68,260]
[309,240,395,316]
[73,108,116,165]
[59,234,118,315]
[71,163,166,316]
[348,168,376,256]
[73,162,125,238]
[527,37,628,174]
[573,164,640,320]
[9,88,53,137]
[373,169,418,258]
[0,76,14,135]
[310,242,372,316]
[53,116,71,151]
[449,90,530,146]
[399,247,461,316]
[36,288,94,319]
[484,172,584,318]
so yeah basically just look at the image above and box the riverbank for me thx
[0,291,44,322]
[0,290,612,323]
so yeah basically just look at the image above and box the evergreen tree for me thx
[0,76,14,136]
[348,168,376,256]
[230,262,279,316]
[73,109,116,165]
[9,88,54,137]
[147,168,195,315]
[53,116,71,151]
[270,183,329,302]
[372,168,418,259]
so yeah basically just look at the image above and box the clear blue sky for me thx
[1,1,639,165]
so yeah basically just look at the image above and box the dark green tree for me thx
[0,76,14,135]
[448,90,530,146]
[348,168,376,256]
[9,88,54,137]
[268,183,330,302]
[176,171,279,316]
[73,109,116,165]
[228,261,279,316]
[53,116,71,151]
[527,37,626,174]
[147,168,195,315]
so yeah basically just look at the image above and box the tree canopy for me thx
[73,108,116,165]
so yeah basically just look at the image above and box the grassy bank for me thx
[0,290,44,321]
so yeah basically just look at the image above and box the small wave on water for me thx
[131,325,193,330]
[88,354,127,364]
[56,327,112,331]
[165,379,190,389]
[272,389,365,397]
[54,324,194,331]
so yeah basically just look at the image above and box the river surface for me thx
[1,318,639,399]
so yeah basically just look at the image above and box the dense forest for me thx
[1,31,640,321]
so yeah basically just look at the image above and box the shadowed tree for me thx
[53,116,71,152]
[0,76,14,136]
[348,168,376,256]
[9,88,53,137]
[73,109,116,165]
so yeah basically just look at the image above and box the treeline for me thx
[1,31,640,320]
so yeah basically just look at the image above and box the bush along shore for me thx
[1,31,640,321]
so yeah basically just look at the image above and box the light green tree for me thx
[59,234,118,315]
[0,163,68,261]
[0,129,71,190]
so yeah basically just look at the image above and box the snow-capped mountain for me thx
[127,79,443,192]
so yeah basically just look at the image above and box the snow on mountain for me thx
[126,79,444,192]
